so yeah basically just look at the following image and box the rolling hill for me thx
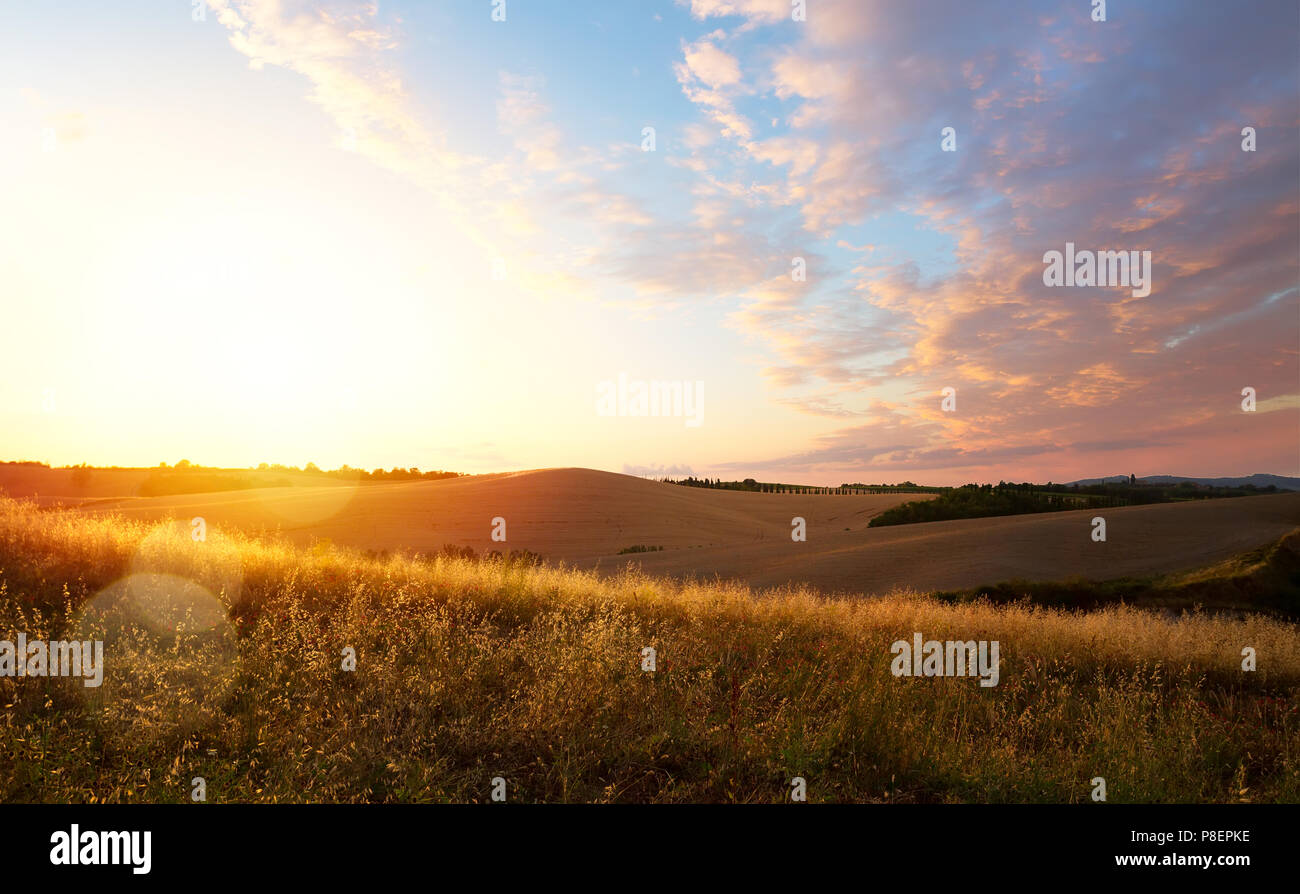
[24,467,1300,597]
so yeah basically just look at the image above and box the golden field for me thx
[1,495,1297,803]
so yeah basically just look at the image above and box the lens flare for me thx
[73,573,239,740]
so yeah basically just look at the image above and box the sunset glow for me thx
[2,0,1296,484]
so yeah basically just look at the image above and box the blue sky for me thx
[1,0,1296,484]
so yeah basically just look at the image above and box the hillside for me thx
[55,468,930,560]
[36,467,1300,597]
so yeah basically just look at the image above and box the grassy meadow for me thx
[1,497,1297,803]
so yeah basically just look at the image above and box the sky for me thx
[1,0,1297,486]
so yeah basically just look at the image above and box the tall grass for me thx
[1,498,1296,803]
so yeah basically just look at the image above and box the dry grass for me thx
[1,497,1297,803]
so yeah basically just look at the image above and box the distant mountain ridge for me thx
[1067,474,1300,491]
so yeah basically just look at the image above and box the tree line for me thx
[869,479,1280,527]
[662,476,937,494]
